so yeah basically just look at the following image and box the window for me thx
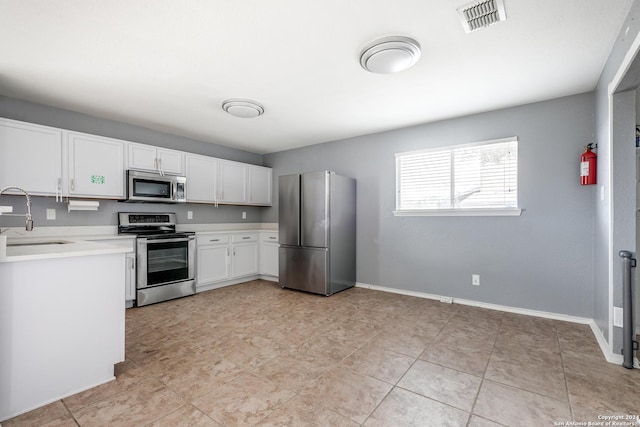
[395,137,521,216]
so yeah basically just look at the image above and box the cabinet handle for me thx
[131,258,135,270]
[210,239,220,242]
[71,178,75,191]
[233,249,236,256]
[269,237,276,240]
[154,158,158,170]
[242,236,250,240]
[158,158,164,176]
[56,177,61,202]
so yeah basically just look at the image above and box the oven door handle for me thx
[139,236,195,244]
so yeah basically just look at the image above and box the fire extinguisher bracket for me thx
[580,143,597,186]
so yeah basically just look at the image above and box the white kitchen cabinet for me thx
[248,165,272,206]
[196,232,259,287]
[196,234,231,286]
[125,252,136,303]
[0,118,63,198]
[67,132,126,198]
[231,233,259,278]
[186,153,218,203]
[128,142,184,175]
[218,160,248,204]
[259,232,279,278]
[87,237,136,306]
[0,252,125,421]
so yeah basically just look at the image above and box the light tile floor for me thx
[3,280,640,426]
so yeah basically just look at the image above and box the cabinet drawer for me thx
[232,233,258,243]
[261,233,279,242]
[197,234,230,245]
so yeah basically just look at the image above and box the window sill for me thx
[393,208,523,217]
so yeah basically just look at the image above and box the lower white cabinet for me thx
[86,237,136,305]
[231,234,258,278]
[125,252,136,303]
[196,232,267,287]
[259,232,279,277]
[197,238,230,284]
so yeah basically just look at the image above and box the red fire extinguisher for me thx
[580,143,597,185]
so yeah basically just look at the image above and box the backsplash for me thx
[0,195,264,228]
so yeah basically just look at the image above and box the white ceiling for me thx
[0,1,633,154]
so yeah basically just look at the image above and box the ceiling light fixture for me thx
[222,99,265,118]
[359,36,421,74]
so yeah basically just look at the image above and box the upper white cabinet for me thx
[0,118,63,198]
[1,117,272,205]
[186,154,218,203]
[67,132,126,198]
[248,165,272,206]
[219,160,248,204]
[128,143,184,175]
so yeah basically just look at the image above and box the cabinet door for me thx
[232,242,258,278]
[219,160,248,204]
[68,133,125,198]
[260,243,279,277]
[248,165,272,206]
[0,118,63,197]
[186,154,218,203]
[125,253,136,301]
[128,143,158,171]
[157,148,184,175]
[197,245,230,284]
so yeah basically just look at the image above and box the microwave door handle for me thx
[173,181,177,201]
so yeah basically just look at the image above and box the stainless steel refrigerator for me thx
[279,171,356,296]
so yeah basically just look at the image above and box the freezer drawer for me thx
[279,246,328,295]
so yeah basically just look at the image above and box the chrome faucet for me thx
[0,186,33,231]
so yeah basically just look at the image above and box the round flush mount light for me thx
[360,36,421,74]
[222,98,265,118]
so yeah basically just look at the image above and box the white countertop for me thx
[0,237,131,263]
[0,223,278,263]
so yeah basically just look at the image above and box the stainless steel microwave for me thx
[126,170,186,203]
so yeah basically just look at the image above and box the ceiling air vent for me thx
[457,0,506,33]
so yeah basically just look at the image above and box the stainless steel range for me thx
[118,212,195,306]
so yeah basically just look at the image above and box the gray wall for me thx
[593,0,640,350]
[0,96,262,164]
[0,96,265,227]
[265,93,596,317]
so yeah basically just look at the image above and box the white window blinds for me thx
[395,137,519,215]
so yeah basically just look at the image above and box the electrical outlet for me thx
[613,306,623,327]
[187,211,193,220]
[472,274,480,286]
[439,296,453,304]
[46,208,56,220]
[242,211,246,220]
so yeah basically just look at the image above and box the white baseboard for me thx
[590,321,640,368]
[356,282,591,323]
[196,275,278,293]
[356,282,640,367]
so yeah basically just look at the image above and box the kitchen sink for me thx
[7,240,72,247]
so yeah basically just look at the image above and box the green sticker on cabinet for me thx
[90,175,105,184]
